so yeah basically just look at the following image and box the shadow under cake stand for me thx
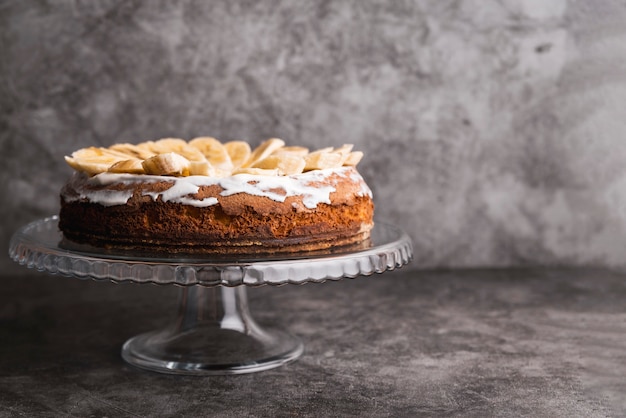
[9,216,413,375]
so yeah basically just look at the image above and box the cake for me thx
[59,137,374,255]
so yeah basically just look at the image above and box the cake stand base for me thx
[10,217,413,375]
[121,285,303,375]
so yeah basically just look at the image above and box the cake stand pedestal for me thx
[9,217,412,375]
[122,286,303,374]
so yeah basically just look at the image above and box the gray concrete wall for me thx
[2,0,626,272]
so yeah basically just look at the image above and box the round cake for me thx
[59,137,374,255]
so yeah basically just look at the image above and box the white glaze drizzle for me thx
[351,170,373,198]
[65,167,371,208]
[80,189,134,206]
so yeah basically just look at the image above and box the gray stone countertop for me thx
[1,268,624,417]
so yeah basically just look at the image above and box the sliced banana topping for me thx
[343,151,363,166]
[224,141,252,169]
[108,159,145,174]
[65,147,129,176]
[252,154,306,176]
[188,160,211,176]
[142,153,190,176]
[149,138,206,162]
[65,137,364,177]
[271,146,309,157]
[332,144,354,156]
[189,137,234,171]
[243,138,285,168]
[304,151,344,171]
[109,143,155,160]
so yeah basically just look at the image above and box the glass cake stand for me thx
[9,216,413,375]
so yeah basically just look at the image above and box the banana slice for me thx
[188,160,211,176]
[233,167,280,176]
[189,137,234,171]
[70,146,130,160]
[187,161,230,177]
[243,138,285,167]
[108,159,146,174]
[144,138,184,153]
[332,144,354,164]
[224,141,251,169]
[110,143,155,160]
[332,144,354,156]
[137,141,157,155]
[142,152,190,176]
[304,151,343,171]
[309,146,334,155]
[271,146,309,157]
[64,147,129,175]
[252,154,306,175]
[343,151,363,166]
[148,138,206,162]
[64,156,113,176]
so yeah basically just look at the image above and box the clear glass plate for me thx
[9,216,413,375]
[9,216,413,287]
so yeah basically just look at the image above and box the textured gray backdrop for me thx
[2,0,626,272]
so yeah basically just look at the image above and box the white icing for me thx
[82,189,134,207]
[219,173,335,208]
[177,196,219,207]
[66,167,370,209]
[350,170,373,198]
[142,179,200,204]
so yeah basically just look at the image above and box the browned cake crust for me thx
[59,168,374,255]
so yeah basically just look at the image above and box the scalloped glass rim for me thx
[9,216,413,287]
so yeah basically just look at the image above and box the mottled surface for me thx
[2,0,626,272]
[0,268,624,417]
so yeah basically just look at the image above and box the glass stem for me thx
[174,286,261,335]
